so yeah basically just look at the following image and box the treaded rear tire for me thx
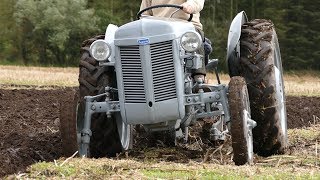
[239,19,287,156]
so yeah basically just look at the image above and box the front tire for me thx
[59,91,78,157]
[79,35,123,157]
[229,76,254,165]
[239,19,287,156]
[60,35,132,158]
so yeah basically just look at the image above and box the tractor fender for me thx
[226,11,248,76]
[104,24,118,62]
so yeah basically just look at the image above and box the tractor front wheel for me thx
[229,76,254,165]
[60,35,132,158]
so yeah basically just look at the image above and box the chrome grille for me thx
[120,46,146,103]
[150,41,177,102]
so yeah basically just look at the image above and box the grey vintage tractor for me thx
[60,5,287,165]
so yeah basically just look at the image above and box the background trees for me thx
[13,0,99,66]
[0,0,19,64]
[0,0,319,71]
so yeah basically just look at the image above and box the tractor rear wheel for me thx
[229,76,254,165]
[60,35,131,158]
[239,19,287,156]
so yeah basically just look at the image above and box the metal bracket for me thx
[78,88,120,157]
[244,110,257,129]
[184,54,203,70]
[99,61,115,66]
[184,85,230,124]
[210,116,229,141]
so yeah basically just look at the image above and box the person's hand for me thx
[181,3,194,14]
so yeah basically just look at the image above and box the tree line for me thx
[0,0,319,71]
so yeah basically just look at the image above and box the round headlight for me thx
[180,32,202,52]
[90,40,111,61]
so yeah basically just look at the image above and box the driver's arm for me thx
[182,0,204,14]
[140,0,153,15]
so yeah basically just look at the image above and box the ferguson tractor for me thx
[60,5,287,165]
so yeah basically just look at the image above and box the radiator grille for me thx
[120,46,146,103]
[150,41,177,102]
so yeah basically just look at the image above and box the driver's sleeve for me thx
[185,0,205,14]
[140,0,153,15]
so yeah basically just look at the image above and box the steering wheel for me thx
[137,4,193,22]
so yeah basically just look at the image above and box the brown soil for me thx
[0,87,319,177]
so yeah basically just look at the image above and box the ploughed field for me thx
[0,87,319,177]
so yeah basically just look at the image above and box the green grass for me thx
[289,126,320,144]
[28,162,77,178]
[9,158,319,179]
[143,168,319,179]
[7,125,317,179]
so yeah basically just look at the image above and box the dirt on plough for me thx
[0,87,319,177]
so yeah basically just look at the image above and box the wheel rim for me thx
[274,67,287,139]
[243,109,254,163]
[274,37,288,141]
[242,84,253,164]
[75,103,81,145]
[115,113,131,150]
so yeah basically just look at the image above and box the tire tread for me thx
[239,19,287,156]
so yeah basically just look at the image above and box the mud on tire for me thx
[239,19,287,156]
[60,35,122,158]
[229,76,253,165]
[59,90,78,157]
